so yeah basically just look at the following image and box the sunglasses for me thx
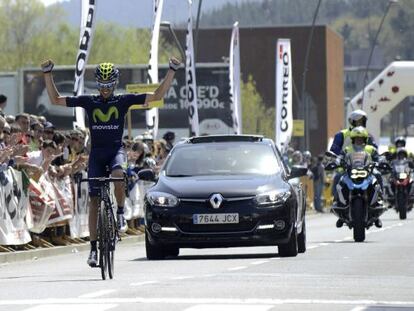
[44,130,54,134]
[71,137,81,142]
[97,80,116,89]
[2,131,10,135]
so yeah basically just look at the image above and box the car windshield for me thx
[165,143,281,176]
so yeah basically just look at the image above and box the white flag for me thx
[185,0,200,137]
[73,0,97,130]
[275,39,293,152]
[146,0,164,139]
[229,21,242,134]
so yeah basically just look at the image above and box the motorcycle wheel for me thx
[352,198,365,242]
[397,190,407,220]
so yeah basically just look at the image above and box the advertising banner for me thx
[69,171,90,238]
[185,0,200,136]
[229,21,242,134]
[73,0,97,129]
[275,39,293,152]
[146,0,164,139]
[0,169,31,245]
[26,175,55,234]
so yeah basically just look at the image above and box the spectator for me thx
[162,131,175,152]
[311,155,325,213]
[0,94,7,117]
[15,113,30,144]
[43,121,55,141]
[29,118,44,151]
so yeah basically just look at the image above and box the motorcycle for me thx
[325,150,389,242]
[388,160,414,220]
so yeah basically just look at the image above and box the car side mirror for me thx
[138,169,156,181]
[289,166,308,179]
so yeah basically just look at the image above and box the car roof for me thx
[184,134,268,144]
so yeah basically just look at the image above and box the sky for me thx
[40,0,67,6]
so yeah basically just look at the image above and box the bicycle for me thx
[78,175,125,280]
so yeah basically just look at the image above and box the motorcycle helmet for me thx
[394,136,406,148]
[396,147,408,160]
[291,150,303,165]
[348,109,367,128]
[95,62,119,89]
[350,126,369,146]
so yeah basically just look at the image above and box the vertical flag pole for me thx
[73,0,96,130]
[229,21,242,134]
[275,39,293,153]
[185,0,200,137]
[146,0,164,140]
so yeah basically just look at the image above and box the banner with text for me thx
[275,39,293,152]
[229,21,242,134]
[185,0,200,136]
[146,0,164,139]
[0,169,31,245]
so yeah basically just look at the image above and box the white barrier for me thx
[0,168,31,245]
[0,167,149,245]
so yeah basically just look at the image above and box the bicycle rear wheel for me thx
[99,201,108,280]
[107,205,116,279]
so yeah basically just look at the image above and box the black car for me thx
[138,135,308,259]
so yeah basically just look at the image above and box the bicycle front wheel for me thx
[99,201,108,280]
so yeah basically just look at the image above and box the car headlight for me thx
[147,192,179,207]
[255,190,291,206]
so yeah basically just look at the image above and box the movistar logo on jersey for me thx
[92,106,119,123]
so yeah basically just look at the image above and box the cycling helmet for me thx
[163,131,175,142]
[394,136,406,148]
[348,109,367,127]
[350,126,368,143]
[396,147,408,159]
[95,62,119,88]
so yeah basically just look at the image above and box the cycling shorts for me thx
[88,146,126,197]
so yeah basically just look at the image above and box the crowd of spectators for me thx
[0,93,177,247]
[282,147,328,213]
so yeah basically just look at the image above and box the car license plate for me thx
[193,213,239,224]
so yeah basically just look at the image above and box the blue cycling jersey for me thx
[66,94,146,148]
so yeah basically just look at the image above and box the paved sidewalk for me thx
[0,234,144,264]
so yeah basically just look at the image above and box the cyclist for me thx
[41,57,180,266]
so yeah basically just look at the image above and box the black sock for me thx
[90,240,97,251]
[117,206,124,214]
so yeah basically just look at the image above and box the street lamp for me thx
[361,0,398,109]
[160,21,186,62]
[302,0,322,151]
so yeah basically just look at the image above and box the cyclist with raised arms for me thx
[41,57,180,266]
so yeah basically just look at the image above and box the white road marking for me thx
[129,280,159,286]
[171,276,195,280]
[250,260,269,265]
[3,297,414,306]
[307,245,319,249]
[78,289,117,298]
[184,304,273,311]
[200,274,216,277]
[22,304,117,311]
[349,307,367,311]
[228,266,247,271]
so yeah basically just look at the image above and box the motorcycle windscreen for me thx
[346,151,369,169]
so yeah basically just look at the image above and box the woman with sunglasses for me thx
[41,57,181,267]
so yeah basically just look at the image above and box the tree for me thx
[241,76,274,138]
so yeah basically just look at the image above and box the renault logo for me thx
[210,193,223,209]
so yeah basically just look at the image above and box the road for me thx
[1,210,414,311]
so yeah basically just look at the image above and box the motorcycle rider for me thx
[335,126,383,228]
[386,137,414,161]
[329,110,377,202]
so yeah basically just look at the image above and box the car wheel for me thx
[37,104,48,116]
[145,231,165,260]
[297,218,306,253]
[278,227,298,257]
